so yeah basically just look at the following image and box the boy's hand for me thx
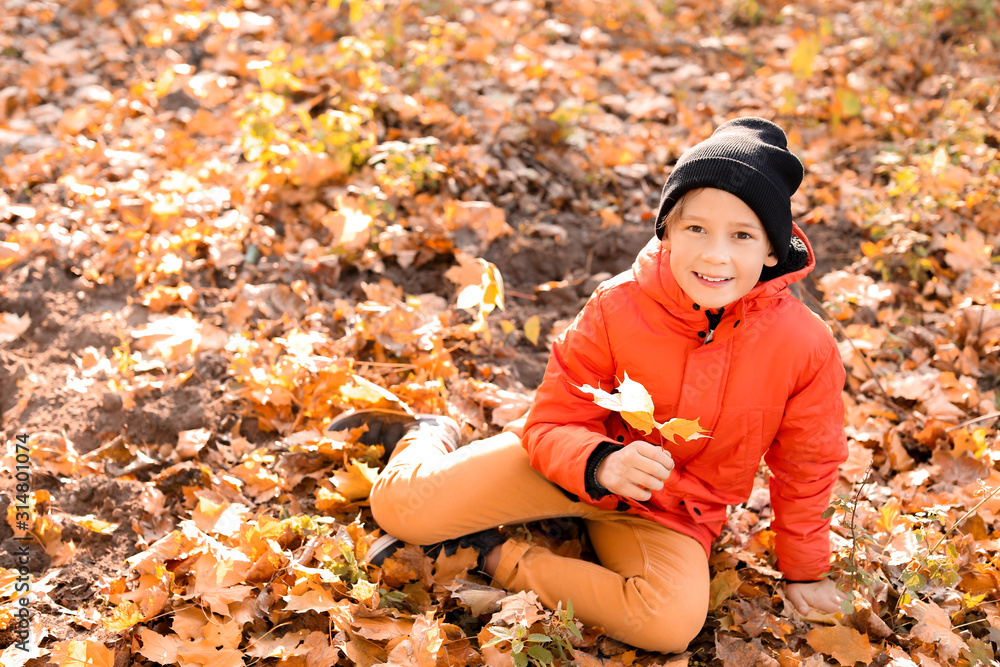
[785,578,846,615]
[596,441,674,501]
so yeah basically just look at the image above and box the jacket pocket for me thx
[685,410,764,497]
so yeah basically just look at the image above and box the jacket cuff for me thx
[584,441,623,500]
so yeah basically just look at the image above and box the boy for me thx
[342,117,848,653]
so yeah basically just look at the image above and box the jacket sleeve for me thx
[763,340,847,581]
[521,289,621,507]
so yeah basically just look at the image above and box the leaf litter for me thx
[0,0,998,665]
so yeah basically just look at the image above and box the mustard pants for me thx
[369,428,709,654]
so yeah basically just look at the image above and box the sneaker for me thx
[363,529,506,572]
[327,408,462,459]
[363,533,405,566]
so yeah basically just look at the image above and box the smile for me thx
[694,272,733,283]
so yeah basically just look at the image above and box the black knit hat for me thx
[654,117,804,263]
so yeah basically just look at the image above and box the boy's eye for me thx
[734,231,754,240]
[685,225,705,233]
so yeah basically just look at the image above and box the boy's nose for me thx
[700,243,730,264]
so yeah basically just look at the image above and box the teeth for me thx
[697,273,730,282]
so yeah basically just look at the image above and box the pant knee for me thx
[623,582,708,653]
[369,472,446,544]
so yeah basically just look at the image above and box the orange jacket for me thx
[522,225,847,581]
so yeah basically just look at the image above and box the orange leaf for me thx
[138,629,181,664]
[716,632,763,667]
[805,625,875,666]
[49,640,115,667]
[904,599,969,662]
[657,417,710,442]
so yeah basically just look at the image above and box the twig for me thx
[849,463,874,591]
[79,434,125,461]
[926,483,1000,557]
[945,411,1000,433]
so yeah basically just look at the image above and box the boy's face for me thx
[661,188,778,310]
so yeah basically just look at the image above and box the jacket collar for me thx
[632,223,816,343]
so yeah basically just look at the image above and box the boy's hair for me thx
[654,118,803,263]
[659,188,704,235]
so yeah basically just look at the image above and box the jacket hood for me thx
[632,223,815,336]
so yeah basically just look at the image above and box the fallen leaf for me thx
[904,599,969,662]
[805,624,875,666]
[332,459,378,501]
[523,315,541,345]
[70,514,119,535]
[48,640,115,667]
[0,312,30,343]
[490,590,549,627]
[138,628,181,664]
[709,569,741,609]
[715,632,762,667]
[448,579,508,616]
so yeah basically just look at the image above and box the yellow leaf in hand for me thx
[575,372,711,441]
[621,411,656,436]
[617,372,655,415]
[657,417,710,442]
[573,383,623,412]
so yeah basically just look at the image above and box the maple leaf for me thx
[574,372,710,441]
[433,545,479,585]
[443,200,512,249]
[138,628,181,665]
[715,632,763,667]
[943,228,993,272]
[490,590,549,626]
[0,620,48,667]
[805,625,875,666]
[48,640,115,667]
[192,495,250,537]
[177,641,245,667]
[904,599,969,662]
[708,569,741,609]
[382,613,445,667]
[332,459,378,501]
[283,580,341,613]
[189,552,254,616]
[175,428,212,461]
[338,631,387,667]
[448,579,508,617]
[341,374,411,410]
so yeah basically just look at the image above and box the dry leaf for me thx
[0,312,30,344]
[490,590,549,626]
[523,315,541,345]
[805,625,875,666]
[904,599,969,662]
[715,632,762,667]
[944,228,993,272]
[48,640,116,667]
[332,460,378,501]
[709,569,741,609]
